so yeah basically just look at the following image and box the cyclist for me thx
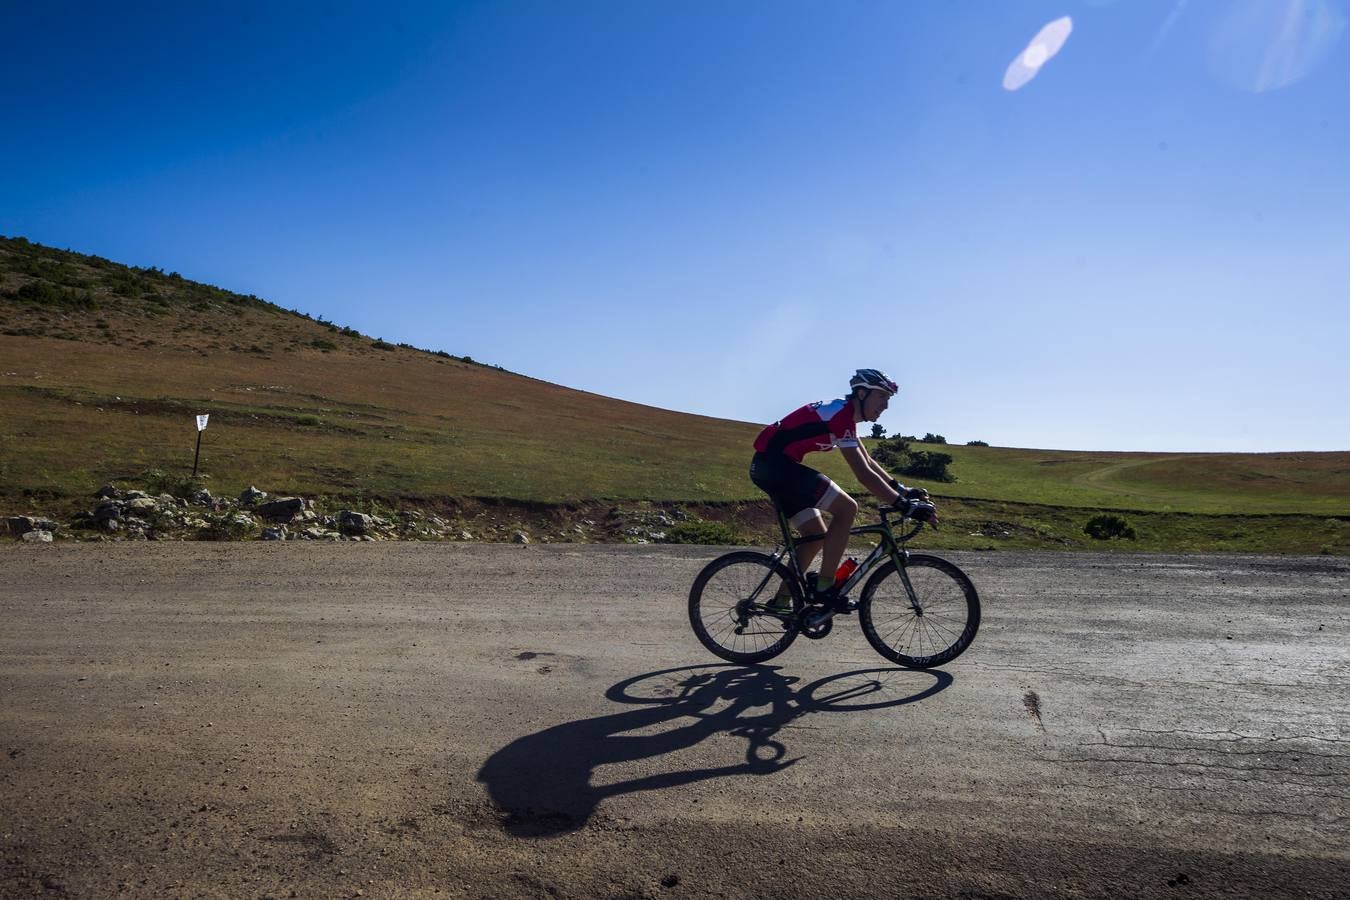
[750,368,937,613]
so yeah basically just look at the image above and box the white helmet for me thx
[849,368,897,395]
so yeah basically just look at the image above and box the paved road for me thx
[2,543,1347,898]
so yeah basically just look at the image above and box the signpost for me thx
[192,414,209,476]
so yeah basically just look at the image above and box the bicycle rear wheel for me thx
[688,551,801,664]
[859,554,980,668]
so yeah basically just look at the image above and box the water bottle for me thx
[833,557,858,587]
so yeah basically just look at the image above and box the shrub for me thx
[11,281,97,309]
[370,339,395,350]
[966,440,989,447]
[662,520,740,544]
[905,450,955,482]
[921,433,947,444]
[310,338,338,351]
[871,438,956,482]
[140,468,204,499]
[869,424,886,439]
[1084,514,1136,540]
[870,437,910,469]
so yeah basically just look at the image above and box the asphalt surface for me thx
[2,542,1347,899]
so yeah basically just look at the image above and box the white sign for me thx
[196,414,209,432]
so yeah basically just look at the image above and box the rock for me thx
[257,497,306,523]
[191,489,214,506]
[126,497,158,512]
[338,510,371,535]
[95,484,120,499]
[649,531,667,541]
[513,531,530,544]
[321,515,337,529]
[34,518,58,532]
[459,530,473,541]
[261,526,287,541]
[94,501,124,522]
[239,486,268,506]
[124,490,150,501]
[157,494,177,507]
[21,530,53,543]
[5,516,35,537]
[102,518,121,533]
[654,514,674,527]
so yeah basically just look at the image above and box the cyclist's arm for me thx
[857,440,894,484]
[840,446,903,505]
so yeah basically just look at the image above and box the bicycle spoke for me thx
[859,555,980,668]
[688,551,800,663]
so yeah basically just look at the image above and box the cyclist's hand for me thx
[887,479,929,503]
[904,499,939,525]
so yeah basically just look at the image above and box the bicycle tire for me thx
[858,554,980,668]
[688,551,802,664]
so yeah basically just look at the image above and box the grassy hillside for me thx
[2,235,1347,553]
[872,444,1350,516]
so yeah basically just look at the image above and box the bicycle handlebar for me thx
[878,503,938,535]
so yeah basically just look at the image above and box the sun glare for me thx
[1003,16,1074,91]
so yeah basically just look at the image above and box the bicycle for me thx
[687,502,981,668]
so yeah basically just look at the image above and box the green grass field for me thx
[3,236,1347,553]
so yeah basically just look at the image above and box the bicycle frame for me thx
[762,507,927,611]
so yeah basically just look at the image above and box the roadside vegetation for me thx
[2,235,1346,554]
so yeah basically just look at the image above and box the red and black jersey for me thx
[753,399,860,463]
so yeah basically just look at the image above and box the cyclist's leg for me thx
[778,462,855,594]
[752,454,831,609]
[815,482,858,592]
[791,511,826,576]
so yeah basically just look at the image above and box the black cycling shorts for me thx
[749,452,843,526]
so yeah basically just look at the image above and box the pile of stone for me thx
[4,482,486,543]
[6,484,699,545]
[3,516,59,543]
[620,508,686,544]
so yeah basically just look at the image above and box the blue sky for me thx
[3,1,1347,452]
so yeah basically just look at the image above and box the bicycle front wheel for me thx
[688,551,801,664]
[859,554,980,668]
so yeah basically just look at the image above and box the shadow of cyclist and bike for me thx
[475,663,952,837]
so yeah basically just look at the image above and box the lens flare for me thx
[1209,0,1346,92]
[1003,16,1074,91]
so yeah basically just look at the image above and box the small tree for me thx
[921,433,947,444]
[870,423,886,439]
